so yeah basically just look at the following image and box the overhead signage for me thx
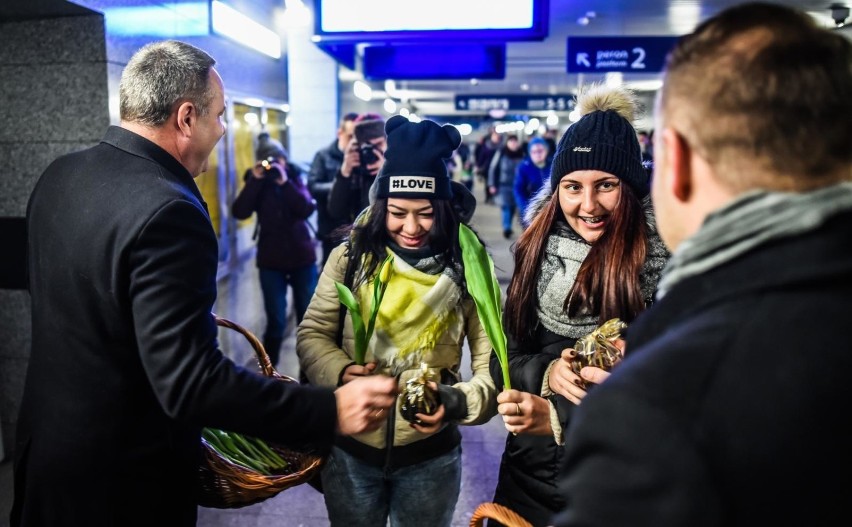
[566,36,679,73]
[364,44,505,80]
[455,94,575,112]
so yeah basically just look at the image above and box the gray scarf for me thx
[536,201,669,339]
[657,182,852,299]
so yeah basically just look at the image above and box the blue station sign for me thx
[566,36,679,73]
[455,94,575,112]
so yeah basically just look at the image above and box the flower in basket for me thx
[201,428,289,476]
[334,254,394,365]
[569,318,627,388]
[458,223,510,390]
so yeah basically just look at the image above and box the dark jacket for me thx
[232,164,316,271]
[327,169,375,224]
[308,139,348,239]
[490,325,577,527]
[488,145,524,189]
[13,126,337,526]
[513,158,551,224]
[552,210,852,527]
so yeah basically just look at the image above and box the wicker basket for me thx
[469,502,533,527]
[196,314,324,509]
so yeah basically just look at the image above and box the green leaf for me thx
[458,224,511,390]
[335,281,367,365]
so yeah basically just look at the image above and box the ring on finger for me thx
[515,402,522,416]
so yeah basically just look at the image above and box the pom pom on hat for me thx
[375,115,462,201]
[550,84,648,197]
[255,132,288,161]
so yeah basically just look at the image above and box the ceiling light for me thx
[353,80,373,101]
[211,1,282,59]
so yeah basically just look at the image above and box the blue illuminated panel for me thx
[313,0,548,42]
[363,44,505,80]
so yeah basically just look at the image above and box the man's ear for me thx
[660,127,692,203]
[175,101,195,137]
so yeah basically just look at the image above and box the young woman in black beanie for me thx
[297,115,497,527]
[487,84,670,526]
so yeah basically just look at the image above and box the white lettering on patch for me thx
[573,146,592,152]
[389,176,435,193]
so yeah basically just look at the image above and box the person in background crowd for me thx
[552,4,852,526]
[309,112,359,267]
[542,127,558,164]
[231,133,318,368]
[513,136,552,229]
[637,130,653,163]
[298,115,498,527]
[11,39,397,527]
[473,126,502,204]
[327,113,387,225]
[488,84,668,526]
[447,141,474,192]
[488,134,525,239]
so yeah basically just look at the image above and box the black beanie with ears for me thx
[375,115,462,200]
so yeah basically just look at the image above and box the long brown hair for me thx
[504,184,648,344]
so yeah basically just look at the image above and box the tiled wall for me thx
[0,14,110,457]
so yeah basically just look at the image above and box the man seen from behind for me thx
[553,3,852,526]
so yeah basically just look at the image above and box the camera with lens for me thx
[358,144,379,167]
[260,157,283,180]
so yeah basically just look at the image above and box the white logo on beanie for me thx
[573,146,592,152]
[389,176,435,193]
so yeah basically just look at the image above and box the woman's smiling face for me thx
[386,198,434,249]
[557,170,622,243]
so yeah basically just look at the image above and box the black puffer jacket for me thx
[231,164,316,270]
[489,324,576,526]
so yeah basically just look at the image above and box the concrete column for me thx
[285,23,340,166]
[0,14,110,456]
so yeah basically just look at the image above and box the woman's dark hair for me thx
[504,183,648,345]
[345,198,465,289]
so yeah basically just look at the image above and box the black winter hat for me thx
[375,115,461,200]
[550,86,648,197]
[256,133,288,161]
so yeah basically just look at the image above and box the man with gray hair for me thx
[552,3,852,526]
[13,40,396,526]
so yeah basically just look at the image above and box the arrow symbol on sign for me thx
[577,53,590,67]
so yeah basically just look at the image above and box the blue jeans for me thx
[258,264,318,359]
[322,445,462,527]
[499,186,516,232]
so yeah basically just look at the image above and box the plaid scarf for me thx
[359,248,464,375]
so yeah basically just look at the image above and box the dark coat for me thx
[308,139,348,239]
[13,126,337,526]
[231,164,317,271]
[490,325,577,527]
[327,169,375,224]
[552,210,852,527]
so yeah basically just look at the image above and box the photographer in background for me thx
[327,113,387,225]
[309,112,359,266]
[232,133,318,368]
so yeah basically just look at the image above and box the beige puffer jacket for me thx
[297,244,498,449]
